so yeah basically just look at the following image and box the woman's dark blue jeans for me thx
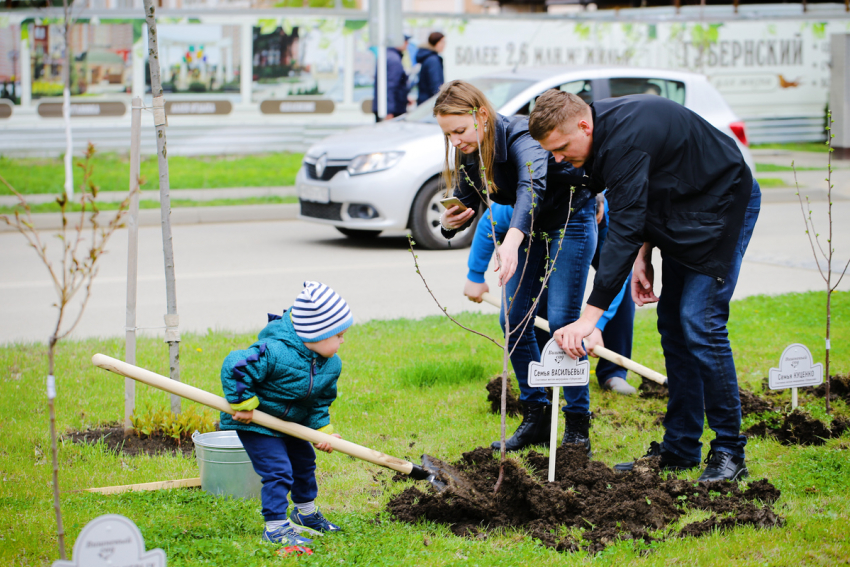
[657,181,761,462]
[499,197,597,414]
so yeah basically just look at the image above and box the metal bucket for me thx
[192,430,262,499]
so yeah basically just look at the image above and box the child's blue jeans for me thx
[237,430,318,522]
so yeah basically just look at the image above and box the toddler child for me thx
[220,281,352,547]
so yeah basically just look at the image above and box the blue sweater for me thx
[219,309,341,437]
[467,202,627,332]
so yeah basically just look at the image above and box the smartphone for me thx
[439,196,468,212]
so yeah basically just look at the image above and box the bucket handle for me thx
[197,458,254,465]
[192,430,200,442]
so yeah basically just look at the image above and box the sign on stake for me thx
[528,337,590,483]
[52,514,165,567]
[768,343,824,409]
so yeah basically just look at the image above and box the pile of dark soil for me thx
[486,376,523,418]
[745,409,850,446]
[66,423,196,457]
[813,374,850,404]
[388,445,783,553]
[638,380,668,399]
[738,387,777,417]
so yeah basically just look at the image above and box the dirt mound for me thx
[745,409,850,446]
[813,374,850,403]
[638,380,668,399]
[388,445,782,553]
[66,424,196,457]
[486,376,523,418]
[739,388,776,416]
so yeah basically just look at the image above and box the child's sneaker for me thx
[262,523,313,546]
[289,508,342,536]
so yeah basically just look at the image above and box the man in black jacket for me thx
[528,91,761,482]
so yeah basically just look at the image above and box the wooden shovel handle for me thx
[91,354,415,475]
[479,292,666,385]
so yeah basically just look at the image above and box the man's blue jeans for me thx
[500,197,597,414]
[657,181,761,462]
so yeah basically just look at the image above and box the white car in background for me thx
[296,66,754,249]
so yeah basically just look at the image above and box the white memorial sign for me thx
[528,337,591,483]
[768,343,824,390]
[528,337,591,388]
[53,514,166,567]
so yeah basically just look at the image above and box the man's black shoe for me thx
[697,449,749,482]
[613,441,700,473]
[561,411,592,457]
[490,402,551,452]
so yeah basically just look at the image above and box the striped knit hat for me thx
[291,281,353,342]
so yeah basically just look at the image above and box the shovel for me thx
[479,292,667,385]
[92,354,451,491]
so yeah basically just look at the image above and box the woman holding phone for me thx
[434,80,599,454]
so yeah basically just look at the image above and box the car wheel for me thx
[335,227,382,239]
[409,178,478,250]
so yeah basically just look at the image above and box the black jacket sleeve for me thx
[587,148,651,310]
[440,161,484,240]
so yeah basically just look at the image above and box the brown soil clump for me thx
[813,374,850,404]
[638,380,668,399]
[486,376,523,417]
[738,388,776,417]
[745,409,850,446]
[66,423,196,457]
[388,445,782,553]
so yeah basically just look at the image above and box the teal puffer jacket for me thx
[219,309,341,437]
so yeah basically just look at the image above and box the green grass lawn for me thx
[751,142,829,153]
[2,291,848,566]
[0,195,298,215]
[0,153,305,195]
[754,177,789,188]
[755,163,825,173]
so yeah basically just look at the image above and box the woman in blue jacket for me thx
[435,80,598,454]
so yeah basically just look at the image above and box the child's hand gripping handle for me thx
[91,354,416,475]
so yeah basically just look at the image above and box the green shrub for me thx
[187,81,207,93]
[130,404,217,443]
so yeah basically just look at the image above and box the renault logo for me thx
[315,154,328,179]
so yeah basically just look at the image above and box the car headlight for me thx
[347,152,404,176]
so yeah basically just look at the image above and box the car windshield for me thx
[404,77,536,123]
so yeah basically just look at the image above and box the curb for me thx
[1,203,300,233]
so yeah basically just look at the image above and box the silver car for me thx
[296,66,755,249]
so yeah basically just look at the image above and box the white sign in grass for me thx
[768,343,824,390]
[52,514,166,567]
[528,337,590,388]
[528,337,591,483]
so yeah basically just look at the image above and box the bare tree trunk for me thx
[62,0,73,200]
[143,0,182,413]
[124,98,142,433]
[47,337,66,559]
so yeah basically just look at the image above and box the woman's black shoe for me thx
[490,402,551,452]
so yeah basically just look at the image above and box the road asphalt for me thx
[2,191,848,345]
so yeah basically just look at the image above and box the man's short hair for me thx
[528,90,590,140]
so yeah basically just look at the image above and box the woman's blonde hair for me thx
[433,80,499,196]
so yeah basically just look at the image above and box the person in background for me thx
[584,193,638,396]
[372,35,411,121]
[415,32,446,105]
